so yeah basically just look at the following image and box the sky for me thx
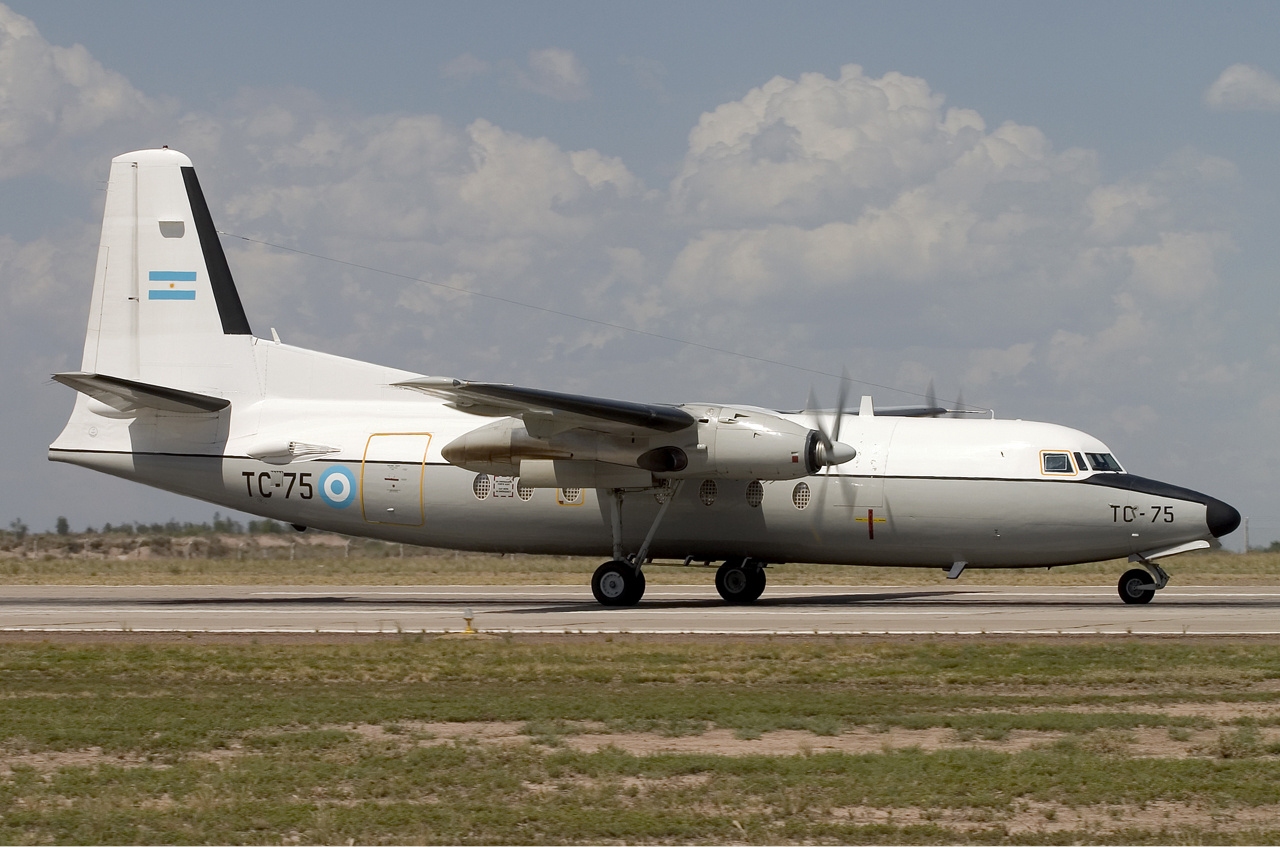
[2,1,1279,549]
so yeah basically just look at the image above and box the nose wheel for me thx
[592,560,646,607]
[716,558,767,604]
[1118,568,1156,604]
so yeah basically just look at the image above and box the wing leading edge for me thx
[394,377,696,434]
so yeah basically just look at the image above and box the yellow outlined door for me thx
[361,433,432,526]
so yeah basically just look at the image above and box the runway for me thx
[1,584,1279,635]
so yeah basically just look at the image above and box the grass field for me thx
[3,544,1280,586]
[1,635,1279,843]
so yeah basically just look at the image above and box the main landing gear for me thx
[588,485,770,608]
[1118,561,1170,605]
[592,560,646,606]
[592,483,683,608]
[715,558,767,604]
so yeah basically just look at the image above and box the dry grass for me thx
[2,532,1278,586]
[2,635,1280,843]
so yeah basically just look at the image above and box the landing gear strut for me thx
[715,558,767,604]
[591,482,683,607]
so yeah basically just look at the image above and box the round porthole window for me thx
[698,479,717,506]
[746,480,764,508]
[792,481,811,509]
[472,474,491,500]
[517,482,533,501]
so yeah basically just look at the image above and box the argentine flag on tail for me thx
[148,270,197,300]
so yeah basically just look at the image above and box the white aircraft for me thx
[50,149,1240,607]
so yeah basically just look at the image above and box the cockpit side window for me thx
[1086,453,1123,473]
[1041,451,1075,475]
[1073,452,1088,472]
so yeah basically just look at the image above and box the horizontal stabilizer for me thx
[395,377,695,433]
[871,404,951,417]
[787,404,984,418]
[53,372,229,414]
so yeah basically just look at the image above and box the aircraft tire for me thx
[1118,568,1156,605]
[592,560,645,607]
[715,558,766,604]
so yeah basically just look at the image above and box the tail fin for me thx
[80,148,255,390]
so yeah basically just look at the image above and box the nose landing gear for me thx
[1118,560,1169,605]
[1117,568,1156,604]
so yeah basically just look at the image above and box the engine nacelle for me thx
[671,406,850,481]
[439,406,854,486]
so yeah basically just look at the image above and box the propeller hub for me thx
[825,440,856,466]
[806,430,856,472]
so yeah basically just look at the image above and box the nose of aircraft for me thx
[1206,496,1242,538]
[1084,474,1240,539]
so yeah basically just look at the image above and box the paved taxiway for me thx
[1,584,1278,635]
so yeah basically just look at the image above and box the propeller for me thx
[806,368,858,540]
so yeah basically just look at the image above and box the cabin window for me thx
[1086,452,1124,472]
[1041,452,1074,474]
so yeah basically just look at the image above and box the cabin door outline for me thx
[361,433,432,526]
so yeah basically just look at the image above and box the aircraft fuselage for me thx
[51,339,1235,571]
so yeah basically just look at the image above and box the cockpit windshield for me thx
[1086,452,1123,473]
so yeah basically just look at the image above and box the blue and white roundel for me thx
[318,465,357,508]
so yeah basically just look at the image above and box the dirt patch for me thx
[1151,700,1280,720]
[1015,700,1280,721]
[266,720,1051,757]
[330,720,1279,760]
[351,720,533,744]
[826,800,1280,836]
[0,746,158,775]
[4,721,1274,782]
[561,726,1056,756]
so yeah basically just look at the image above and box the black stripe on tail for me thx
[181,166,252,335]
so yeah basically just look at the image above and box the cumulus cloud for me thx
[670,67,995,225]
[0,4,160,178]
[1204,63,1280,112]
[660,65,1236,362]
[517,47,590,101]
[1125,231,1233,303]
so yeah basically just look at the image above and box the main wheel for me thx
[715,558,766,604]
[592,560,645,607]
[1118,568,1156,605]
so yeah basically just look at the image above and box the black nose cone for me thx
[1207,498,1241,538]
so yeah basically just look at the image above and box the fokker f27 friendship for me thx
[50,149,1240,607]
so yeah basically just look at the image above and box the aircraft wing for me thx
[394,377,696,434]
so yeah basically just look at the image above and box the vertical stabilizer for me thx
[82,148,255,392]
